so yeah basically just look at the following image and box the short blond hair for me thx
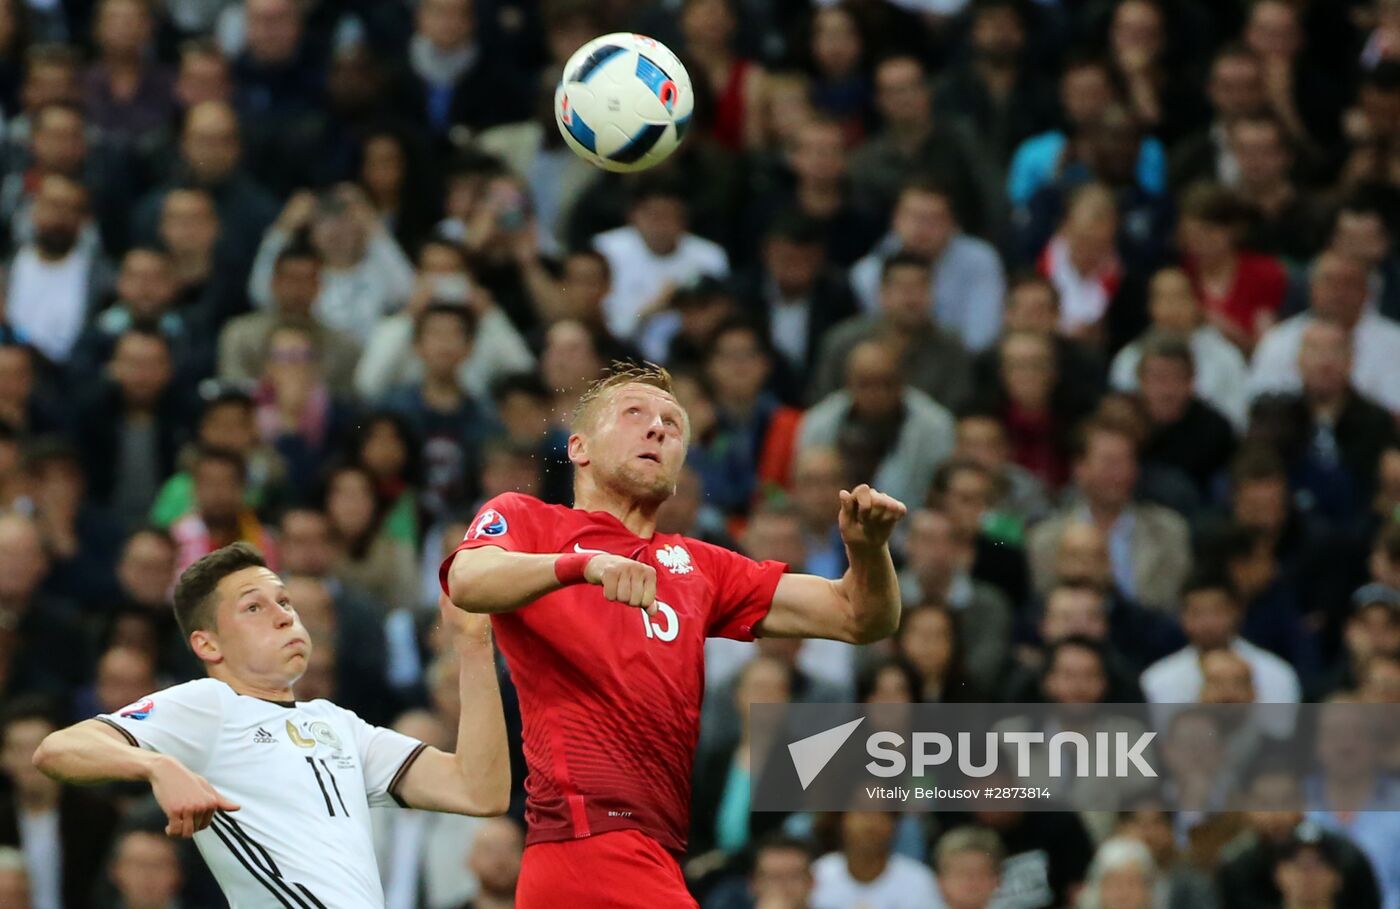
[571,361,679,434]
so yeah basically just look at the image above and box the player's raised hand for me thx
[837,484,907,550]
[148,754,239,839]
[584,554,659,616]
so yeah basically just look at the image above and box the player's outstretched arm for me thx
[445,545,659,615]
[33,720,239,838]
[756,484,906,645]
[391,599,511,816]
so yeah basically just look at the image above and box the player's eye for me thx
[246,602,259,612]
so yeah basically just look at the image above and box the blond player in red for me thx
[441,363,906,907]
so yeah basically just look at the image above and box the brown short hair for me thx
[172,543,267,641]
[571,361,679,434]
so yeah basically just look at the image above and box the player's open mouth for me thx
[637,453,661,463]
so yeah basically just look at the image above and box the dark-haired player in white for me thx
[34,543,509,908]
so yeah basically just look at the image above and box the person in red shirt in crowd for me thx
[439,362,906,908]
[1178,182,1287,353]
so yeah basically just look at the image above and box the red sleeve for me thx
[438,493,550,595]
[695,540,788,641]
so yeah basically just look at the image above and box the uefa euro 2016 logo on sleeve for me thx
[119,698,156,721]
[468,510,508,540]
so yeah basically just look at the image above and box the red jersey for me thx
[439,493,786,854]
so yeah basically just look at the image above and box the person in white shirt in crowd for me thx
[591,176,729,342]
[1250,250,1400,413]
[1142,573,1301,738]
[849,180,1006,353]
[1111,266,1251,429]
[354,238,534,404]
[32,543,509,909]
[5,174,111,365]
[811,812,944,909]
[249,184,415,342]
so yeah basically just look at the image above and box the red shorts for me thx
[515,829,698,908]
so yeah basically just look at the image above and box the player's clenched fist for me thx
[837,484,908,550]
[583,554,658,615]
[148,753,240,839]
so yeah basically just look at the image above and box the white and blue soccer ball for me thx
[555,33,693,173]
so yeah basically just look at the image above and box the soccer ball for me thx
[555,33,693,173]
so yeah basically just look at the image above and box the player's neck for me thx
[210,666,296,704]
[573,485,659,539]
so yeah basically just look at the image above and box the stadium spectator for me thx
[458,816,524,909]
[800,337,955,511]
[156,187,244,325]
[932,825,1002,909]
[738,214,858,384]
[149,388,287,530]
[813,252,973,409]
[23,438,123,605]
[353,238,535,404]
[322,462,418,615]
[691,654,792,858]
[383,304,492,521]
[897,506,1012,694]
[1177,182,1287,352]
[106,827,184,909]
[132,99,278,267]
[0,847,28,909]
[932,0,1053,175]
[894,604,977,702]
[69,246,208,387]
[748,116,881,267]
[83,0,175,140]
[0,699,119,909]
[1029,417,1192,612]
[1304,699,1400,909]
[249,185,415,341]
[73,328,186,528]
[1131,333,1237,497]
[787,447,848,580]
[1115,802,1222,909]
[593,177,729,342]
[1078,836,1159,909]
[1008,55,1166,209]
[1286,320,1399,526]
[1169,45,1266,189]
[1003,580,1146,703]
[1142,574,1302,731]
[168,446,277,574]
[5,174,110,365]
[250,322,354,491]
[220,238,360,388]
[810,812,942,909]
[1110,266,1251,429]
[1227,114,1329,263]
[850,181,1006,352]
[390,0,529,140]
[850,55,989,235]
[952,409,1052,538]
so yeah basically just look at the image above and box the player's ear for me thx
[567,432,590,467]
[189,628,222,665]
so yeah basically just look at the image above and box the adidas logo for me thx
[253,727,275,744]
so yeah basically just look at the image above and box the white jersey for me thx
[100,678,425,909]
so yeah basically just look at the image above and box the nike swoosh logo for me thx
[573,543,610,555]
